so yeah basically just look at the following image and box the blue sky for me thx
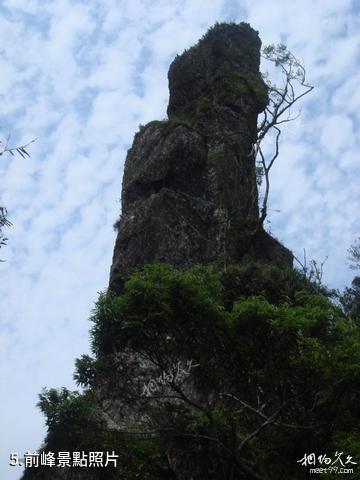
[0,1,359,479]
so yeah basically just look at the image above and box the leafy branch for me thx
[254,44,314,225]
[0,135,36,260]
[0,135,37,158]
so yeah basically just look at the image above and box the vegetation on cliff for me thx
[24,260,360,480]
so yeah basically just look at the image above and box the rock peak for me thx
[168,22,267,133]
[109,22,292,293]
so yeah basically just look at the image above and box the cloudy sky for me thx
[0,0,359,478]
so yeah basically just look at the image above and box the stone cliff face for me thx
[109,23,292,294]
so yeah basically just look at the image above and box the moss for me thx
[195,95,212,115]
[174,94,212,124]
[137,119,169,135]
[220,258,312,307]
[217,69,267,107]
[207,147,223,167]
[217,169,238,212]
[168,114,194,129]
[178,22,258,61]
[137,118,196,140]
[226,213,259,260]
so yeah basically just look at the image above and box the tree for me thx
[44,262,360,480]
[340,238,360,323]
[254,44,314,226]
[0,136,36,259]
[293,248,329,293]
[348,237,360,270]
[0,206,11,259]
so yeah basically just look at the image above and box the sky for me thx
[0,0,359,479]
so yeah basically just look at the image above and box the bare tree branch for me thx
[294,248,328,289]
[220,392,318,431]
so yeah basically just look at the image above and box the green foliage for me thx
[0,206,11,258]
[137,117,197,143]
[138,119,168,133]
[65,262,360,478]
[31,387,173,480]
[332,431,360,479]
[190,21,256,59]
[74,354,97,387]
[37,388,101,447]
[263,43,292,66]
[262,43,305,83]
[89,264,224,364]
[23,253,360,480]
[341,276,360,323]
[207,146,223,167]
[348,237,360,270]
[220,258,310,307]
